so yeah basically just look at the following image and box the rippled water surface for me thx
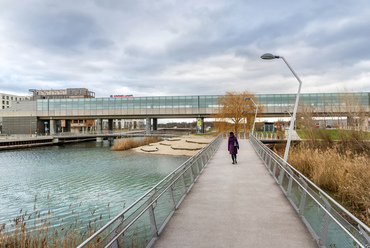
[0,141,187,228]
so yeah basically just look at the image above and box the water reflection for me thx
[0,141,187,230]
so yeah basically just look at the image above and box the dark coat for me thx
[228,134,239,154]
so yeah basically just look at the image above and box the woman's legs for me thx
[231,154,236,164]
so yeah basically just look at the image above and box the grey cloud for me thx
[1,0,370,97]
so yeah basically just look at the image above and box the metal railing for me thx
[77,133,223,248]
[249,134,370,248]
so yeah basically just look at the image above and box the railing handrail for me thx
[78,133,223,247]
[250,134,370,247]
[250,134,370,234]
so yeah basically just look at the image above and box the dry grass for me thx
[0,195,109,248]
[110,137,160,151]
[286,145,370,226]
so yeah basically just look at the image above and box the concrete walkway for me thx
[153,139,318,248]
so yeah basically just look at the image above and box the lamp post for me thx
[261,53,302,163]
[284,110,295,130]
[245,97,258,135]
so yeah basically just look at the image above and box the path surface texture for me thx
[153,139,318,248]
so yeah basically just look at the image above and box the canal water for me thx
[0,140,188,231]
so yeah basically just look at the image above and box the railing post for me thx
[268,156,272,172]
[195,159,200,176]
[181,174,186,194]
[168,175,176,210]
[189,163,194,183]
[299,177,308,216]
[111,215,125,248]
[319,194,331,247]
[358,225,370,245]
[272,160,277,179]
[148,190,158,239]
[278,162,285,185]
[287,176,293,198]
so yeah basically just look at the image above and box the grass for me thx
[279,129,370,227]
[297,129,370,140]
[0,195,109,248]
[110,137,160,151]
[0,195,149,248]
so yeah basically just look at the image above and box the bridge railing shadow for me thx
[249,134,370,248]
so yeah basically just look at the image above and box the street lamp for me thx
[261,53,302,163]
[284,110,295,130]
[245,97,258,135]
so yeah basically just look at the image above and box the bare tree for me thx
[212,91,258,134]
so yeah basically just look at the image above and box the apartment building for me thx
[29,88,95,100]
[0,92,30,109]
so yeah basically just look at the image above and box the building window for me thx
[6,101,9,105]
[11,97,13,100]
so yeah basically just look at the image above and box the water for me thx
[0,141,188,230]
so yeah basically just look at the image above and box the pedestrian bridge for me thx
[1,92,369,135]
[78,134,370,248]
[33,92,369,119]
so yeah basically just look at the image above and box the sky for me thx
[0,0,370,98]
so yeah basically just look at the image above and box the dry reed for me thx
[110,137,160,151]
[0,195,110,248]
[286,145,370,226]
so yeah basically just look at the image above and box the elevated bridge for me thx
[1,92,369,135]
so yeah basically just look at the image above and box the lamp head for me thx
[244,97,250,100]
[261,53,280,60]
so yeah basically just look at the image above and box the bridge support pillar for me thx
[96,137,103,142]
[96,118,102,134]
[108,119,114,134]
[50,119,56,135]
[153,118,157,131]
[196,117,204,133]
[146,118,151,134]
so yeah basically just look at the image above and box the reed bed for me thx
[0,194,147,248]
[110,137,160,151]
[286,145,370,227]
[0,195,109,248]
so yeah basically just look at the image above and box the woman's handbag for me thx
[234,140,239,149]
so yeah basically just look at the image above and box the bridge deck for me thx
[152,139,318,248]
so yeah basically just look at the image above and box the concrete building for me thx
[29,88,95,100]
[0,92,30,110]
[0,92,32,134]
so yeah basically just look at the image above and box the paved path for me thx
[153,139,318,248]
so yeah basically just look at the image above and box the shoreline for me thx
[132,135,215,156]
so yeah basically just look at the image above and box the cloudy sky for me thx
[0,0,370,97]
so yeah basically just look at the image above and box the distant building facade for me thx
[29,88,95,100]
[0,92,30,109]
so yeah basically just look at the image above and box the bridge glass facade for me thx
[36,92,369,111]
[256,92,369,107]
[36,95,222,111]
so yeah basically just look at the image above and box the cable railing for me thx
[77,133,223,248]
[249,134,370,248]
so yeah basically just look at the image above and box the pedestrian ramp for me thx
[152,139,318,248]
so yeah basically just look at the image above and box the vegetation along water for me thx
[0,140,188,247]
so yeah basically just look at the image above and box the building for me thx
[0,92,32,134]
[1,92,369,135]
[0,92,30,110]
[29,88,95,100]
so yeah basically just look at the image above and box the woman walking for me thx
[228,132,239,164]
